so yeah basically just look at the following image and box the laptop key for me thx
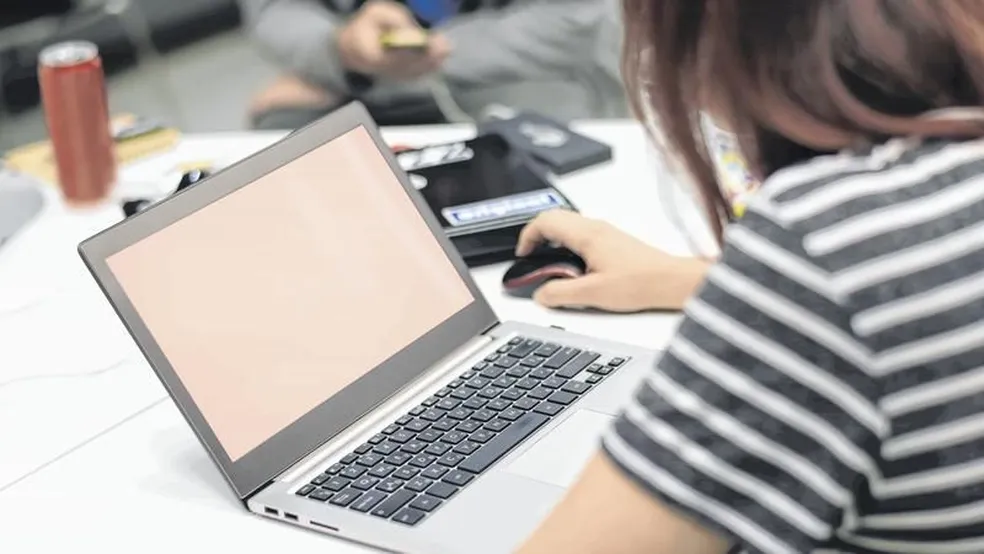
[527,387,552,400]
[594,365,614,375]
[456,420,482,433]
[484,419,510,432]
[354,443,374,455]
[410,454,437,468]
[529,368,552,380]
[371,489,416,518]
[458,413,550,474]
[326,463,346,474]
[405,476,432,492]
[470,429,495,443]
[311,473,330,485]
[486,399,511,411]
[450,388,476,400]
[492,376,517,389]
[357,454,385,467]
[296,484,316,496]
[480,366,505,379]
[435,387,453,397]
[477,387,501,399]
[401,441,427,454]
[368,434,387,444]
[609,357,626,367]
[506,366,530,378]
[548,391,577,406]
[452,441,481,456]
[436,398,460,411]
[340,466,366,479]
[521,356,546,368]
[542,377,566,389]
[448,379,466,389]
[422,396,440,407]
[501,388,525,401]
[350,490,388,513]
[352,476,380,490]
[404,419,430,432]
[448,408,473,420]
[438,453,465,467]
[323,477,351,492]
[586,374,603,384]
[309,488,333,502]
[409,406,426,416]
[417,430,442,443]
[555,352,601,379]
[422,465,449,480]
[396,415,414,425]
[534,343,560,357]
[382,424,400,435]
[389,430,415,443]
[425,442,452,456]
[494,356,520,369]
[341,453,360,464]
[368,464,397,478]
[499,408,524,421]
[544,347,580,369]
[329,488,362,507]
[443,470,475,487]
[441,431,467,444]
[419,409,445,422]
[514,378,538,390]
[470,409,496,422]
[377,478,404,493]
[466,377,491,389]
[512,397,539,411]
[462,397,488,410]
[485,353,501,362]
[508,337,523,345]
[410,495,442,512]
[562,381,592,395]
[386,452,413,466]
[498,344,513,353]
[431,418,458,432]
[510,339,542,358]
[393,467,419,480]
[425,482,459,499]
[393,507,427,526]
[534,402,564,417]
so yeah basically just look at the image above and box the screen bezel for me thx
[77,102,498,499]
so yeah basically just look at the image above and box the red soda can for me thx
[38,41,116,204]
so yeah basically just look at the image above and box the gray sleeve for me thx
[238,0,351,93]
[436,0,619,86]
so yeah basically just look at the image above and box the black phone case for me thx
[479,111,613,175]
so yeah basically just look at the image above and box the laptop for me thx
[78,102,657,554]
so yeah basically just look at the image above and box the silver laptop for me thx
[78,102,657,554]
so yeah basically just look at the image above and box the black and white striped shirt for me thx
[603,137,984,554]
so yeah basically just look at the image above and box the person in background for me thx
[238,0,626,129]
[516,1,984,553]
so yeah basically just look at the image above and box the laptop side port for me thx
[284,513,299,522]
[264,507,279,516]
[310,520,340,533]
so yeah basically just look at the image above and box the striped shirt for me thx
[602,137,984,554]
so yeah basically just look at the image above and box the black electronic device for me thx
[479,111,613,175]
[502,246,587,298]
[120,169,211,218]
[394,133,577,266]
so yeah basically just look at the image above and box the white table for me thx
[0,121,707,552]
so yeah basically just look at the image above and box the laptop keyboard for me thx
[294,336,629,526]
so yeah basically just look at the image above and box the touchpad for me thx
[505,410,614,489]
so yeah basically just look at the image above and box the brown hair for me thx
[622,0,984,240]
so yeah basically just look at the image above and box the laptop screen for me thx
[105,126,475,462]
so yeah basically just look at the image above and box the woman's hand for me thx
[515,210,710,312]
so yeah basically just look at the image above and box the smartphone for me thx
[380,29,429,52]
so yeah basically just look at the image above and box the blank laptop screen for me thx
[106,126,475,461]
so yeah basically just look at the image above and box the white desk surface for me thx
[0,120,706,551]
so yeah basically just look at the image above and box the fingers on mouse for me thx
[502,245,587,299]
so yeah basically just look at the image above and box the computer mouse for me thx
[502,245,587,298]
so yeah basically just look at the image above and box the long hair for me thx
[622,0,984,240]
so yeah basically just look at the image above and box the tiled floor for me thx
[0,30,280,152]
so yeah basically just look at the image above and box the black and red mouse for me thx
[502,245,587,298]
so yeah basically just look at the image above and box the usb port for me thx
[284,513,299,522]
[264,507,279,516]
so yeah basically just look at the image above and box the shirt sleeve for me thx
[601,202,885,554]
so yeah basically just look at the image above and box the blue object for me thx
[406,0,458,24]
